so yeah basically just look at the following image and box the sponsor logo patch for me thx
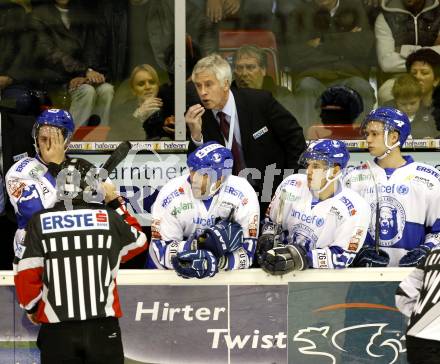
[41,209,110,233]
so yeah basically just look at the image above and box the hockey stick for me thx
[99,141,132,180]
[365,161,380,253]
[273,188,287,248]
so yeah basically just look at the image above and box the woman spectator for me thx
[109,64,172,140]
[403,48,440,138]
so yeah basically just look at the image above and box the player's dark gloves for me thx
[352,247,389,267]
[195,219,243,258]
[256,222,282,265]
[399,245,430,267]
[260,244,308,275]
[172,249,218,279]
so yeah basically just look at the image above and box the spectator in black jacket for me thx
[286,0,375,131]
[232,44,298,118]
[30,0,113,127]
[0,0,43,115]
[99,0,218,85]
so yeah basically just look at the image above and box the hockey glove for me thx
[256,222,283,265]
[171,249,218,279]
[197,220,243,258]
[260,244,308,276]
[352,247,389,267]
[399,245,430,267]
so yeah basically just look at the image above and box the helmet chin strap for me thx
[310,167,342,198]
[377,129,400,160]
[193,176,223,200]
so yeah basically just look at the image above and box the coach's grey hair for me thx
[192,54,232,86]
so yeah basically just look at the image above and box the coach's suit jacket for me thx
[189,87,306,202]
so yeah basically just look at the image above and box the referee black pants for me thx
[37,317,124,364]
[407,335,440,364]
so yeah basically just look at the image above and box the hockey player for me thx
[346,107,440,267]
[258,139,370,274]
[396,247,440,363]
[6,108,75,260]
[149,141,260,278]
[14,157,147,364]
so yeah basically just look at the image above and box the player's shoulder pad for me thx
[8,157,42,178]
[222,175,257,206]
[278,173,306,191]
[156,175,189,209]
[410,162,440,184]
[335,192,359,217]
[340,187,370,212]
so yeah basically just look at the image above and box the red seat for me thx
[72,126,110,141]
[307,124,362,140]
[219,30,279,84]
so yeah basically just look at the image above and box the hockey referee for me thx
[14,157,148,364]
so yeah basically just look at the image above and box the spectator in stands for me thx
[185,54,306,214]
[375,0,440,103]
[109,38,202,141]
[202,0,241,23]
[232,44,297,117]
[406,49,440,110]
[286,0,375,132]
[0,0,42,116]
[307,85,364,139]
[109,64,164,140]
[30,0,114,128]
[390,73,439,138]
[430,85,440,134]
[100,0,218,85]
[362,0,381,27]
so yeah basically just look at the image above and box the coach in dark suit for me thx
[185,54,306,206]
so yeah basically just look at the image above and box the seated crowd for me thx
[2,0,440,141]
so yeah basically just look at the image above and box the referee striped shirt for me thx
[14,201,147,323]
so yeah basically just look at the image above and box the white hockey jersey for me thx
[266,174,370,269]
[6,157,58,257]
[343,156,440,266]
[149,174,260,270]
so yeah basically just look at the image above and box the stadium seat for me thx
[307,124,362,140]
[219,29,279,84]
[72,126,110,141]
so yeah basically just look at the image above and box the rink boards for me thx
[0,268,411,364]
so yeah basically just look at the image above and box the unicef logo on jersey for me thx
[396,184,409,195]
[316,217,324,227]
[369,196,406,247]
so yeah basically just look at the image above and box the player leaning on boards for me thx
[6,109,75,261]
[345,107,440,267]
[257,139,371,274]
[14,157,147,364]
[148,142,259,278]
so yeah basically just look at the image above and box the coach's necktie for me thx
[217,111,244,175]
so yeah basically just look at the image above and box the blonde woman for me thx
[110,64,173,140]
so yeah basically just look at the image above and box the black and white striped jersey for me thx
[396,247,440,340]
[14,201,147,323]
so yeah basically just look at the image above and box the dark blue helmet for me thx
[187,142,233,179]
[362,107,411,146]
[299,139,350,169]
[32,108,75,141]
